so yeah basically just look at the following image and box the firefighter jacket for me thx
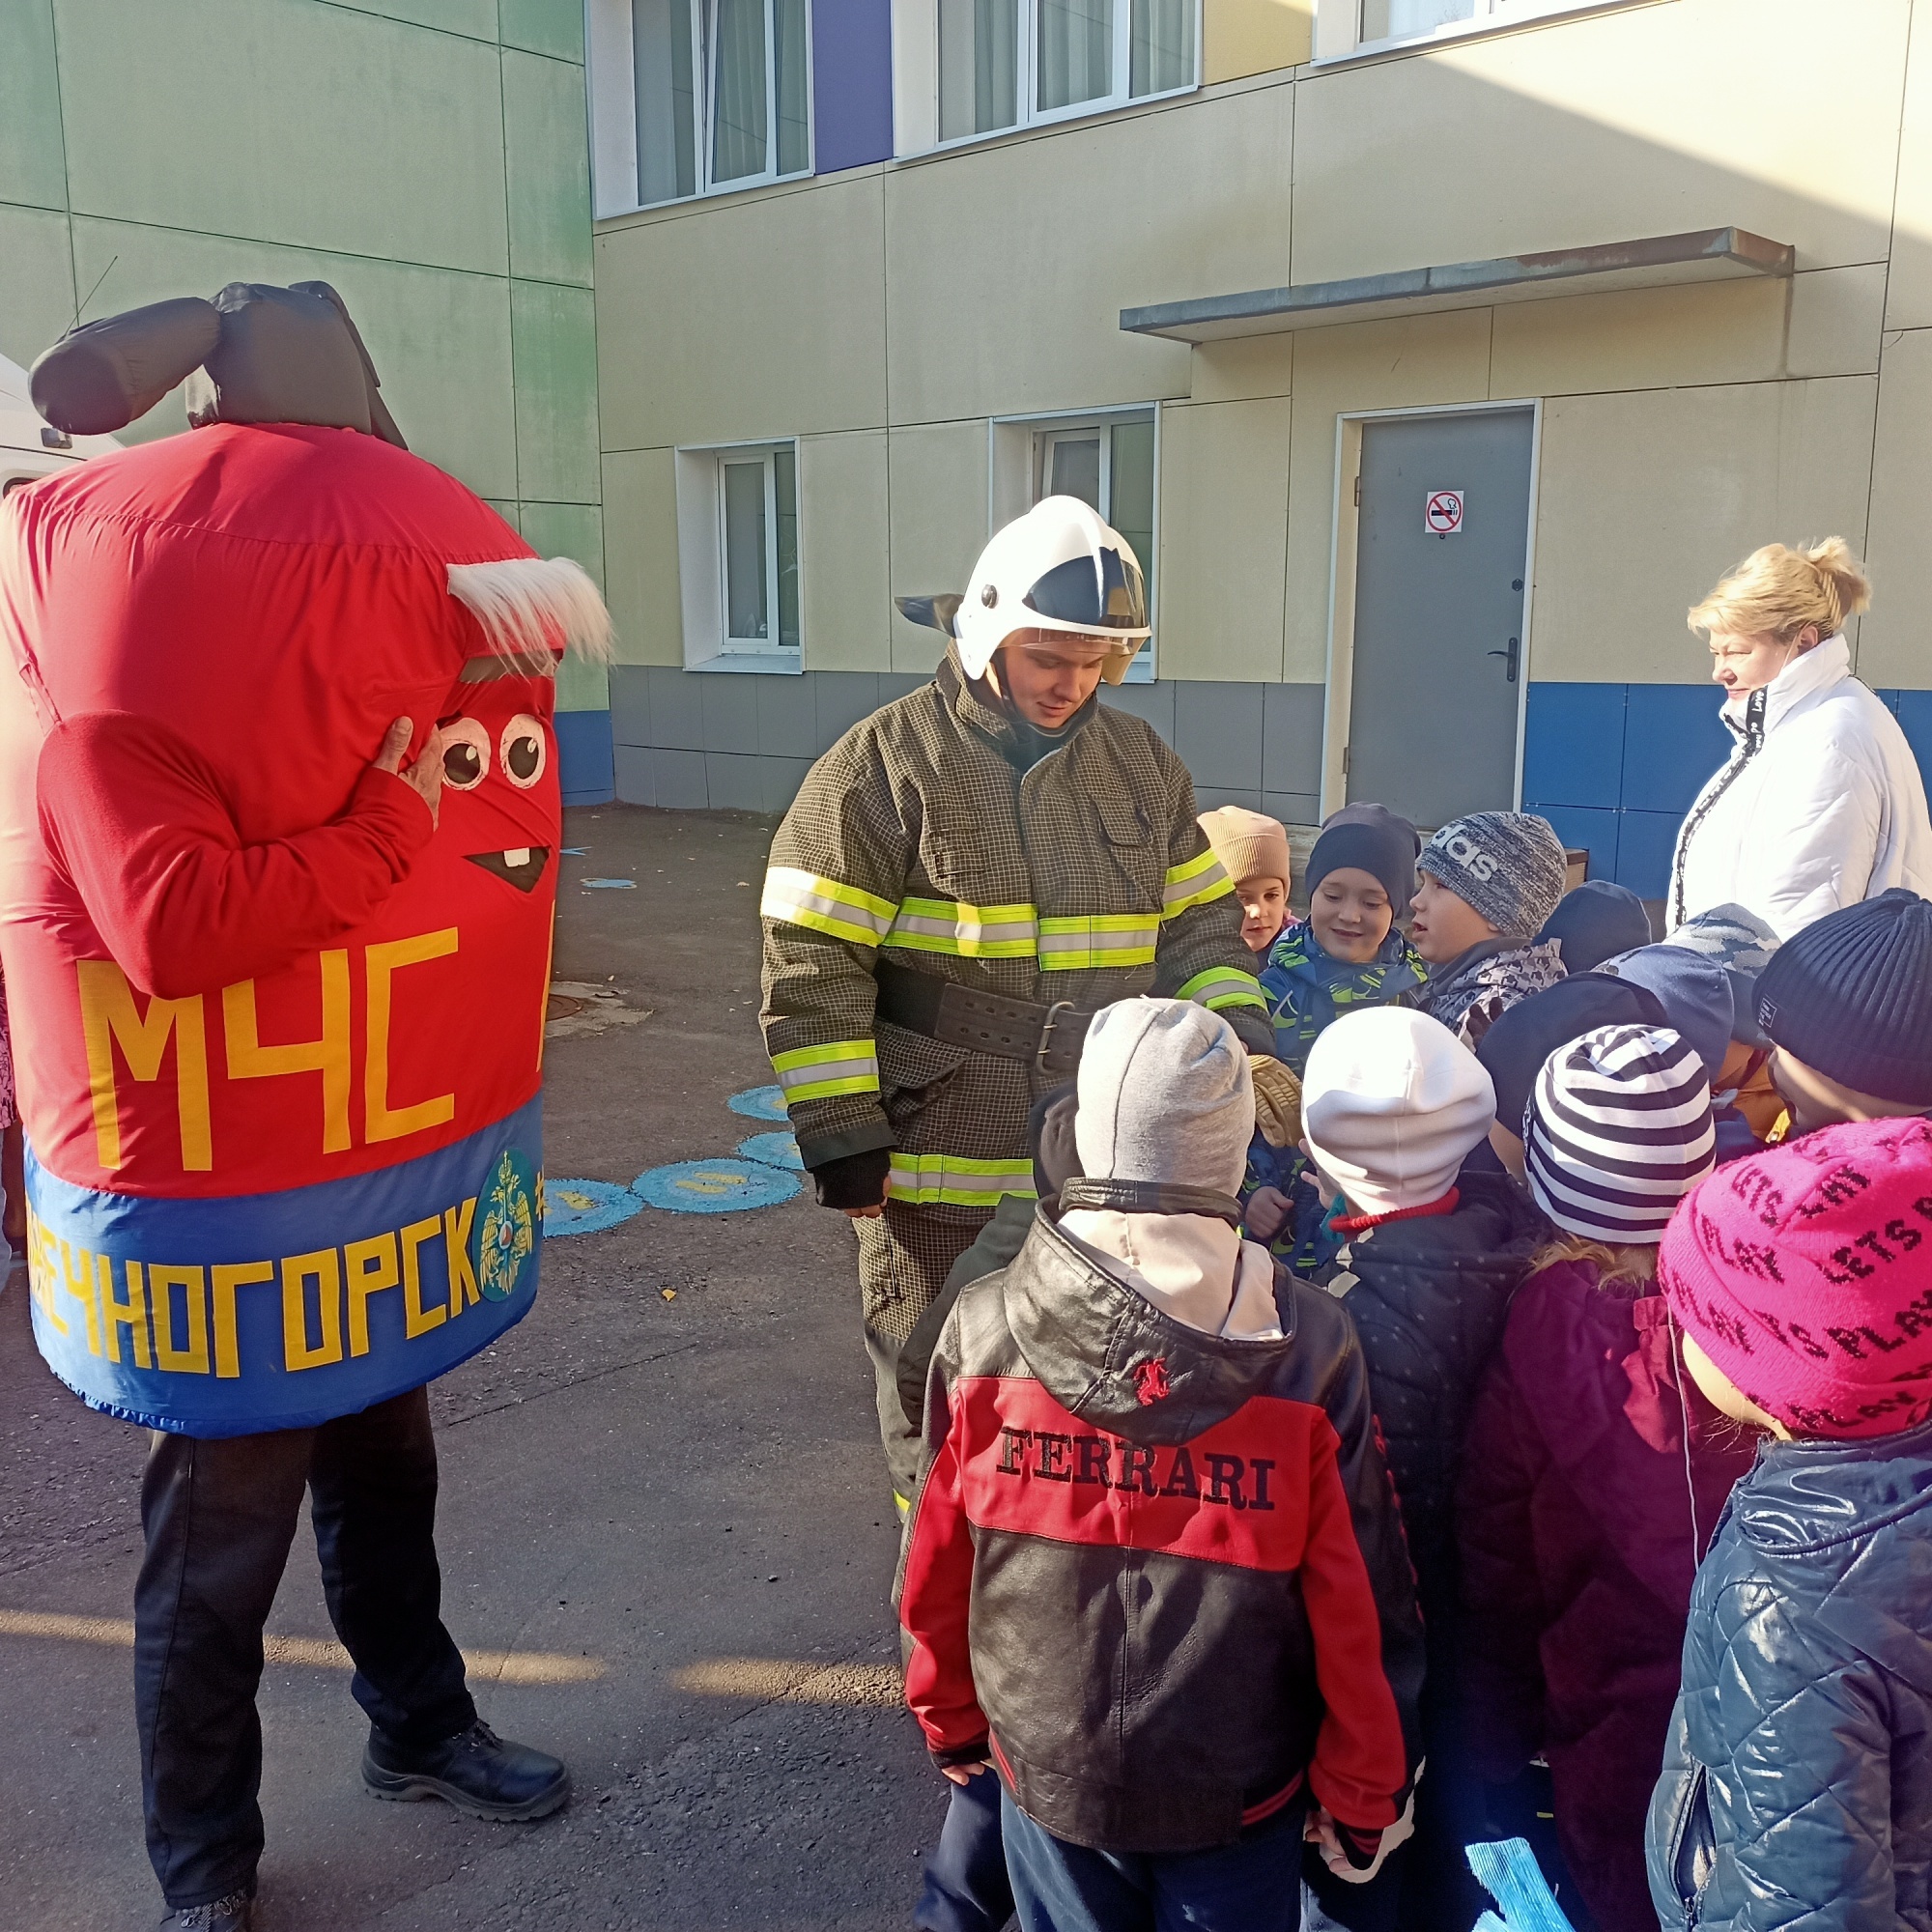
[895,1205,1426,1854]
[759,654,1269,1210]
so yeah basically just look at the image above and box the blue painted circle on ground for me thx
[544,1178,646,1237]
[726,1084,788,1121]
[736,1130,804,1171]
[633,1157,801,1214]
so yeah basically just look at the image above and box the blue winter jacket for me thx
[1648,1416,1932,1931]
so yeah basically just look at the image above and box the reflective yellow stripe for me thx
[887,1153,1037,1208]
[1162,848,1235,919]
[760,867,898,949]
[771,1038,880,1102]
[882,897,1040,958]
[1037,914,1160,971]
[1177,965,1267,1011]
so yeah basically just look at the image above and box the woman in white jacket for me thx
[1669,538,1932,939]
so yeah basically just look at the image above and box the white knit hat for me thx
[1302,1008,1495,1217]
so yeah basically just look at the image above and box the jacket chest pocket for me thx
[1081,791,1164,913]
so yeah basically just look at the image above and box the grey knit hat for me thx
[1420,811,1568,939]
[1074,999,1254,1196]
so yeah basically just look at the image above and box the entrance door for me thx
[1346,409,1533,827]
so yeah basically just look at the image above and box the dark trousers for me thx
[135,1386,475,1910]
[917,1772,1016,1932]
[1001,1785,1306,1932]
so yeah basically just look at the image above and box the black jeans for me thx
[135,1386,475,1910]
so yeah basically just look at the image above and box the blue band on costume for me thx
[24,1097,543,1437]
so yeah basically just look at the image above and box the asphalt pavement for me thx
[0,807,944,1931]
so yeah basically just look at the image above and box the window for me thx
[992,407,1159,680]
[901,0,1197,153]
[592,0,810,215]
[674,440,804,671]
[1314,0,1636,61]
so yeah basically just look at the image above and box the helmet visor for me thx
[1022,547,1149,633]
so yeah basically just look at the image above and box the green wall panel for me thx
[0,206,77,370]
[0,0,69,212]
[503,51,593,287]
[519,499,606,585]
[55,0,510,275]
[511,278,599,502]
[498,0,583,61]
[323,0,500,38]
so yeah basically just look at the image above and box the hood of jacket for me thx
[1001,1205,1301,1447]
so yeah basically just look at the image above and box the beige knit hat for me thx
[1198,806,1290,892]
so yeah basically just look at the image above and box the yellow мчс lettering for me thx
[399,1216,446,1338]
[101,1257,153,1369]
[444,1197,479,1315]
[222,952,353,1154]
[76,961,213,1173]
[26,1208,66,1336]
[364,930,458,1144]
[211,1262,273,1378]
[344,1232,400,1358]
[60,1239,102,1355]
[150,1264,211,1375]
[281,1249,343,1371]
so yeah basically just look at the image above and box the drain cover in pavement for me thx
[736,1131,803,1171]
[633,1158,800,1212]
[726,1084,788,1121]
[544,1179,645,1236]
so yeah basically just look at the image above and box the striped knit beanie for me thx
[1525,1024,1716,1242]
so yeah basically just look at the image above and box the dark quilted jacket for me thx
[1648,1416,1932,1932]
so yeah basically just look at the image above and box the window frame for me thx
[587,0,814,220]
[674,437,806,674]
[895,0,1202,159]
[1312,0,1644,65]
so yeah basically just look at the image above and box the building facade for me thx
[589,0,1932,895]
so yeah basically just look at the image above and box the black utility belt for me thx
[873,960,1095,1077]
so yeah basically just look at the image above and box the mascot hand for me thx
[374,715,446,828]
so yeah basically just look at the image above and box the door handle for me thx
[1486,638,1520,684]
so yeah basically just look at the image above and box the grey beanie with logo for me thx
[1074,999,1255,1197]
[1420,810,1569,940]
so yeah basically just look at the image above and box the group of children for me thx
[895,794,1932,1932]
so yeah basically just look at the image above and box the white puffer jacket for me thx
[1669,636,1932,938]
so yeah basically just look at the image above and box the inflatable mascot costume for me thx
[0,283,608,1930]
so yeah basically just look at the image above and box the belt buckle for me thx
[1036,999,1076,1074]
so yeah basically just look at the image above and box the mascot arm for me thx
[39,711,433,1000]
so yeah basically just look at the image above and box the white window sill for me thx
[599,167,814,223]
[688,651,805,675]
[900,78,1198,162]
[1313,0,1649,69]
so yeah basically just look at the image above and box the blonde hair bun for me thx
[1687,537,1871,640]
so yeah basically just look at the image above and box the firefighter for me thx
[759,497,1297,1503]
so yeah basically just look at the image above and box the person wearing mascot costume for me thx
[1,282,611,1932]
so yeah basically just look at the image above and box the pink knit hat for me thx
[1660,1116,1932,1440]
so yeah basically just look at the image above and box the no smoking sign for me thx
[1425,489,1464,535]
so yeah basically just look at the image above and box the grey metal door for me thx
[1347,410,1532,827]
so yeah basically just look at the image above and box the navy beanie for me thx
[1597,945,1735,1082]
[1754,890,1932,1104]
[1307,802,1419,909]
[1475,971,1667,1144]
[1536,880,1652,972]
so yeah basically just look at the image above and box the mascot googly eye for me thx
[500,715,548,789]
[440,718,493,791]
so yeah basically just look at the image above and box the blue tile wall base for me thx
[555,709,614,805]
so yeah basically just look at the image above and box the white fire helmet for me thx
[895,495,1151,685]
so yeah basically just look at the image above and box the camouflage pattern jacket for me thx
[758,654,1269,1213]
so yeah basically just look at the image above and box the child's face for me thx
[1489,1120,1527,1180]
[1407,870,1500,964]
[1680,1333,1787,1439]
[1310,867,1394,964]
[1769,1046,1925,1137]
[1237,875,1288,952]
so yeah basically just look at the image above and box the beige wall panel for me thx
[1281,309,1493,681]
[883,86,1290,423]
[887,420,987,673]
[601,448,683,666]
[1191,333,1294,405]
[0,206,75,371]
[1887,0,1932,328]
[1532,377,1878,685]
[55,0,511,276]
[1203,0,1312,83]
[1854,328,1932,686]
[1292,0,1908,287]
[1156,397,1291,684]
[1490,265,1885,399]
[595,176,888,451]
[799,430,893,672]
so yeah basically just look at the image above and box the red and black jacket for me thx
[895,1205,1426,1856]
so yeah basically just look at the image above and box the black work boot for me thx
[158,1890,253,1930]
[361,1719,570,1821]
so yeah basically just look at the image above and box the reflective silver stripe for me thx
[760,867,898,947]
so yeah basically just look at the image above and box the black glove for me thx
[811,1145,891,1210]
